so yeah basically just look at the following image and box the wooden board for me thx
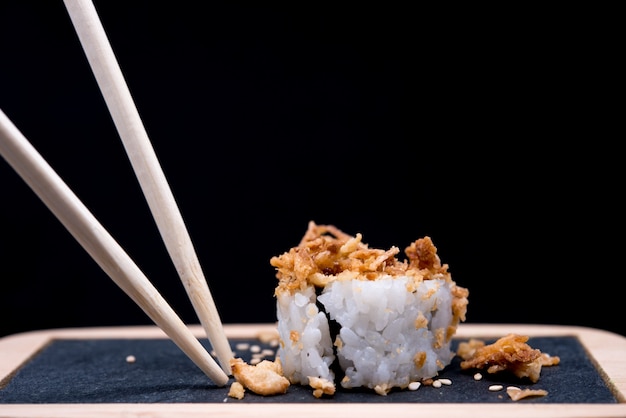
[1,323,625,417]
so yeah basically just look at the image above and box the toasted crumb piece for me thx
[539,352,561,366]
[506,386,548,401]
[457,334,560,383]
[230,357,290,396]
[374,383,392,396]
[228,381,245,399]
[308,376,336,398]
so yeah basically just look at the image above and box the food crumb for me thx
[308,376,336,398]
[125,355,136,363]
[506,386,548,401]
[228,381,245,400]
[230,357,290,396]
[457,334,560,383]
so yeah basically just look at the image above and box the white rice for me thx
[276,285,336,385]
[276,274,457,393]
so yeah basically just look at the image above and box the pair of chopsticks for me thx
[0,0,232,386]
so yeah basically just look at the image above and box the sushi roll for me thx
[270,221,469,396]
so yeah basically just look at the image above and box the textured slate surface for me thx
[0,336,618,403]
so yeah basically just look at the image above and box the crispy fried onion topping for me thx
[272,221,460,291]
[230,358,290,397]
[457,333,560,383]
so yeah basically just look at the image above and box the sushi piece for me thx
[270,221,469,396]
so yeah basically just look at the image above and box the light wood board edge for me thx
[1,323,625,418]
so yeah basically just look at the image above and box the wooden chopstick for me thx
[0,108,228,386]
[62,0,234,374]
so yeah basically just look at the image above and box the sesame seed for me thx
[488,385,503,391]
[236,343,250,350]
[125,355,136,363]
[408,381,421,391]
[438,378,452,385]
[432,380,442,388]
[473,373,483,381]
[250,344,261,353]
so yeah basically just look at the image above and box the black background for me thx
[1,2,623,339]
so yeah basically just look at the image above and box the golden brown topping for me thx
[451,285,470,323]
[230,357,290,396]
[374,383,392,396]
[308,376,336,398]
[413,351,427,369]
[404,236,444,271]
[433,328,445,349]
[506,386,549,401]
[227,381,245,399]
[271,221,461,296]
[457,334,560,383]
[414,312,428,329]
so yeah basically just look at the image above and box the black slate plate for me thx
[0,336,616,404]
